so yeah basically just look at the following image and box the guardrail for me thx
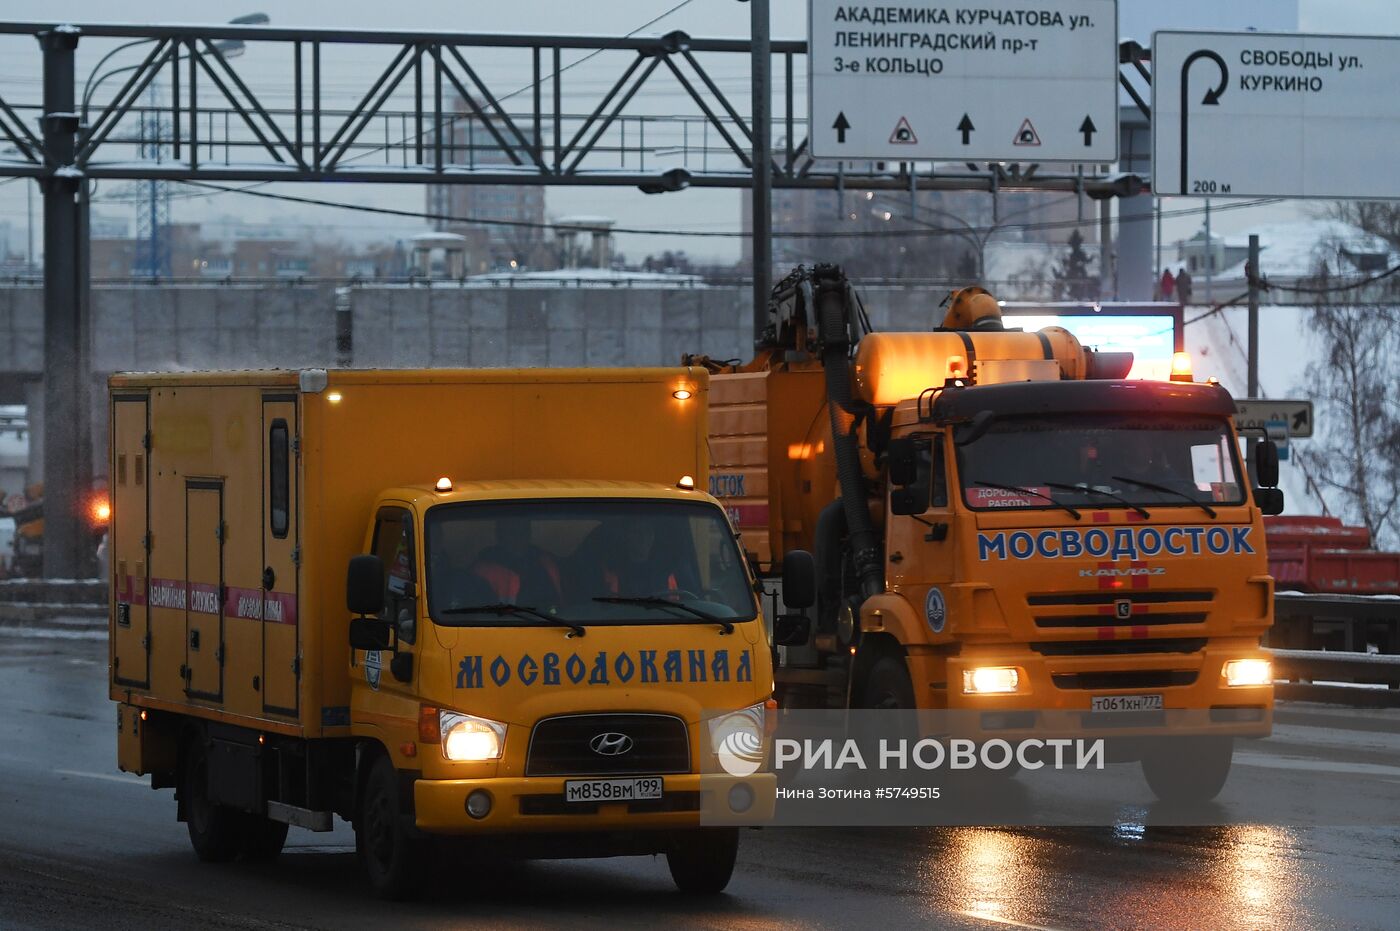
[1269,648,1400,708]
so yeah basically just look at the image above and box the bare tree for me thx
[1292,204,1400,548]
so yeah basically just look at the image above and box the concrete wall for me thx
[0,280,960,482]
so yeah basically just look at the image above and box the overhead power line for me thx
[176,179,1284,241]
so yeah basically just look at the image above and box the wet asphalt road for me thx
[2,634,1399,931]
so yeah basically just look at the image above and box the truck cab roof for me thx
[912,378,1238,426]
[379,478,709,510]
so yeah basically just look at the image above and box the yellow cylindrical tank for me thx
[853,329,1089,405]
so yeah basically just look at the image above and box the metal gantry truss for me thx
[0,21,1146,195]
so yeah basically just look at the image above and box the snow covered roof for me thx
[1208,220,1396,282]
[437,268,707,289]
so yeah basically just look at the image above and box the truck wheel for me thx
[1141,736,1234,803]
[240,817,289,862]
[182,736,243,863]
[862,655,915,710]
[356,755,422,899]
[666,828,739,893]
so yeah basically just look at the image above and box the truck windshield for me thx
[956,413,1244,511]
[423,499,757,626]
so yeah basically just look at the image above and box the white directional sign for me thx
[808,0,1119,161]
[1154,31,1400,198]
[1234,399,1314,438]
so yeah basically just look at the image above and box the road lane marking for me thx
[960,910,1067,931]
[52,768,146,785]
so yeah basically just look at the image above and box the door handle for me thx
[262,566,276,590]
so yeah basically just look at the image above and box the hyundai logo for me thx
[589,732,634,756]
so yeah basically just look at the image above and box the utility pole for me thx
[749,0,771,345]
[38,25,89,578]
[1247,233,1259,398]
[1246,232,1260,471]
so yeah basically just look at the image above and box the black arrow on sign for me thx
[832,111,850,143]
[1079,115,1097,146]
[1292,409,1309,432]
[1179,49,1229,194]
[957,113,974,145]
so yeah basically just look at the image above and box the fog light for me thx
[465,789,493,819]
[728,782,754,814]
[1223,658,1272,687]
[963,666,1019,694]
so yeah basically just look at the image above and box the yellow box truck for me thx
[108,367,774,897]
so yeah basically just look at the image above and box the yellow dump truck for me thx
[690,264,1284,802]
[108,367,774,897]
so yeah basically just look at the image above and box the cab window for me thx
[372,507,417,645]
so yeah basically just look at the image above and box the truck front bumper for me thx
[415,772,776,834]
[921,643,1273,739]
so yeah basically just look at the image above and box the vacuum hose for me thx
[814,272,884,601]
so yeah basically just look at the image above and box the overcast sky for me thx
[1,0,1398,266]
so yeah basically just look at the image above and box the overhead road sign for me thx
[1154,31,1400,198]
[808,0,1120,161]
[1234,399,1314,438]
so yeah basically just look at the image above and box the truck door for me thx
[262,397,300,717]
[111,394,150,688]
[185,480,225,701]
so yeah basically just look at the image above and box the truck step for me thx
[266,800,334,832]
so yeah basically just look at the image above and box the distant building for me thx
[425,95,549,273]
[1174,228,1251,276]
[86,214,416,280]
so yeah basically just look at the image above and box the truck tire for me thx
[356,755,422,899]
[1141,736,1234,803]
[182,736,243,863]
[666,828,739,894]
[862,655,915,710]
[240,817,289,862]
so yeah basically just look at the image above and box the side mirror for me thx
[1254,486,1285,516]
[954,410,995,447]
[347,554,385,616]
[773,613,812,647]
[1254,440,1280,488]
[781,549,816,610]
[349,616,393,651]
[886,437,917,487]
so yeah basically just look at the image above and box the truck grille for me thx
[524,713,690,777]
[1034,612,1207,628]
[1030,637,1208,656]
[1027,591,1213,606]
[1051,670,1198,690]
[1028,590,1214,630]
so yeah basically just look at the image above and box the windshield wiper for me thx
[1045,481,1151,519]
[592,596,735,634]
[1111,475,1218,519]
[971,480,1081,520]
[438,603,585,637]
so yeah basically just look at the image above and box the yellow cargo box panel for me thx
[109,367,709,738]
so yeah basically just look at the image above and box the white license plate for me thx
[564,777,664,803]
[1091,693,1164,713]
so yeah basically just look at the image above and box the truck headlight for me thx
[708,702,767,776]
[1223,658,1272,688]
[962,666,1020,694]
[440,710,507,761]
